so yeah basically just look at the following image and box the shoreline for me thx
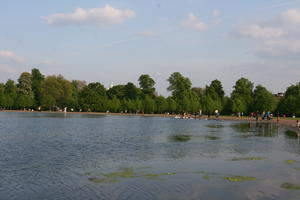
[1,110,300,131]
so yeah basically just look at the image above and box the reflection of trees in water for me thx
[231,122,277,137]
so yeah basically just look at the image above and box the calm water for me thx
[0,112,300,200]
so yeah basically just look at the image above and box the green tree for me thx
[107,85,125,99]
[3,79,17,109]
[278,83,300,116]
[16,72,34,109]
[202,80,224,114]
[69,80,86,111]
[252,85,278,112]
[0,83,5,108]
[124,82,141,100]
[107,96,121,113]
[155,96,168,113]
[167,97,177,114]
[40,75,73,110]
[231,77,254,114]
[31,68,44,107]
[167,72,195,112]
[143,95,155,113]
[79,82,108,112]
[138,74,156,97]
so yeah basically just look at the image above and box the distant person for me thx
[262,111,266,120]
[215,110,219,119]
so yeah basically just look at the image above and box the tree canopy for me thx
[0,69,299,117]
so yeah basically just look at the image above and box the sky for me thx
[1,0,300,96]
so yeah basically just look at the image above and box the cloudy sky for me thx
[1,0,300,95]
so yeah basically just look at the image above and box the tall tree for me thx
[202,80,225,114]
[252,85,278,112]
[16,72,34,108]
[231,77,254,114]
[79,82,108,112]
[124,82,141,100]
[138,74,156,97]
[31,68,44,107]
[167,72,195,112]
[3,80,17,109]
[40,75,73,110]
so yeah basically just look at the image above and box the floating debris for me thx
[281,182,300,190]
[284,160,297,164]
[231,157,265,161]
[224,176,256,182]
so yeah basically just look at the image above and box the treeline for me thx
[0,69,299,116]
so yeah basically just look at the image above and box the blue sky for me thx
[1,0,300,95]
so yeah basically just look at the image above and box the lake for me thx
[0,112,300,200]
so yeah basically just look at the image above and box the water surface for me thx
[0,112,300,200]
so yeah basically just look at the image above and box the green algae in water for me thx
[295,168,300,171]
[169,135,191,142]
[88,177,118,183]
[231,157,265,161]
[281,182,300,190]
[202,175,211,180]
[205,136,220,140]
[87,168,177,183]
[102,168,137,179]
[224,176,256,182]
[284,160,297,164]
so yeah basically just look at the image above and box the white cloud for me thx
[0,50,25,63]
[44,4,135,27]
[137,31,156,37]
[232,8,300,89]
[235,9,300,59]
[237,24,284,40]
[280,9,300,24]
[181,13,206,31]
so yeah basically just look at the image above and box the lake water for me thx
[0,112,300,200]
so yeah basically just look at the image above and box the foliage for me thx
[31,68,44,107]
[252,85,278,112]
[1,68,300,116]
[231,77,254,114]
[138,74,156,97]
[277,83,300,116]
